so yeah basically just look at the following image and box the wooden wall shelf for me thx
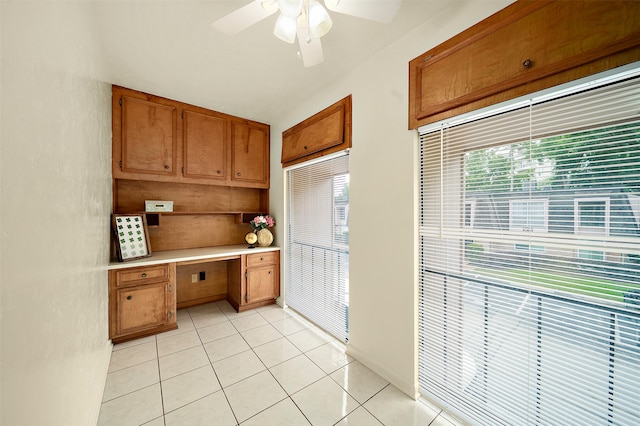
[137,211,268,227]
[113,178,270,249]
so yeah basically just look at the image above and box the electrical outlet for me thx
[191,273,198,283]
[199,271,206,281]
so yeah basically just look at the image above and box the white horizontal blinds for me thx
[419,73,640,425]
[286,154,349,342]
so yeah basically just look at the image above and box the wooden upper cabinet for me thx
[231,121,270,187]
[112,85,270,188]
[118,95,177,177]
[282,95,352,168]
[183,110,227,182]
[408,0,640,129]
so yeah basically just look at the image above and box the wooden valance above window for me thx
[408,0,640,129]
[281,95,352,168]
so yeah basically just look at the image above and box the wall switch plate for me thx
[191,273,198,283]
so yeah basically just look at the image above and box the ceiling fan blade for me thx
[211,0,277,35]
[324,0,401,23]
[297,29,324,67]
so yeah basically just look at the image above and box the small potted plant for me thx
[250,215,275,247]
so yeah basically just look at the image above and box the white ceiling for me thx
[91,0,458,124]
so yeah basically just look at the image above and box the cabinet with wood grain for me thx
[108,263,177,343]
[409,0,640,128]
[112,85,270,189]
[281,95,351,168]
[228,251,280,312]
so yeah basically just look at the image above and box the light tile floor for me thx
[98,300,464,426]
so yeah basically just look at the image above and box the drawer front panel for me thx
[116,264,170,287]
[247,252,277,267]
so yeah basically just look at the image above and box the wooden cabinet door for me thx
[409,1,640,128]
[281,95,351,168]
[183,110,227,182]
[231,122,269,187]
[120,95,177,176]
[246,266,277,304]
[116,282,170,335]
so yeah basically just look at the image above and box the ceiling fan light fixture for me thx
[261,0,279,14]
[274,14,298,43]
[277,0,303,18]
[308,1,332,38]
[323,0,340,9]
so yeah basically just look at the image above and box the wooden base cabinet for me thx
[109,263,177,343]
[228,251,280,312]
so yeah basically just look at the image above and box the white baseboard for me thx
[346,343,420,400]
[88,341,113,425]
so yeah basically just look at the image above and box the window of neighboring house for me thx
[285,153,349,342]
[464,200,475,228]
[575,197,610,261]
[509,199,547,252]
[418,67,640,425]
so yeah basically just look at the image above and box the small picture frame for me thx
[112,214,152,262]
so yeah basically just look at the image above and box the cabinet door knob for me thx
[237,172,241,176]
[522,59,533,68]
[126,295,132,300]
[217,170,221,174]
[164,165,170,170]
[141,273,147,278]
[260,257,263,261]
[268,271,272,275]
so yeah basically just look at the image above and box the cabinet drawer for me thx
[247,252,277,267]
[115,264,170,287]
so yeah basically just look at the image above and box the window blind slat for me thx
[419,69,640,425]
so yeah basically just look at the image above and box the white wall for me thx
[1,3,112,425]
[270,0,513,398]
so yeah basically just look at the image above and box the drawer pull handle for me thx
[260,257,263,261]
[126,295,132,300]
[522,59,533,68]
[141,273,147,278]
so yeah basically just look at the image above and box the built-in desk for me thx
[107,245,280,343]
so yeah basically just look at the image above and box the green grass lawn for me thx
[475,268,638,303]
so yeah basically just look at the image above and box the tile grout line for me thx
[154,335,169,426]
[150,303,365,425]
[189,304,242,426]
[233,308,295,423]
[101,303,435,426]
[253,308,365,425]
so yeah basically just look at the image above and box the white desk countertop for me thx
[108,245,280,270]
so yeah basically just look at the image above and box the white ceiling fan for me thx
[211,0,402,67]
